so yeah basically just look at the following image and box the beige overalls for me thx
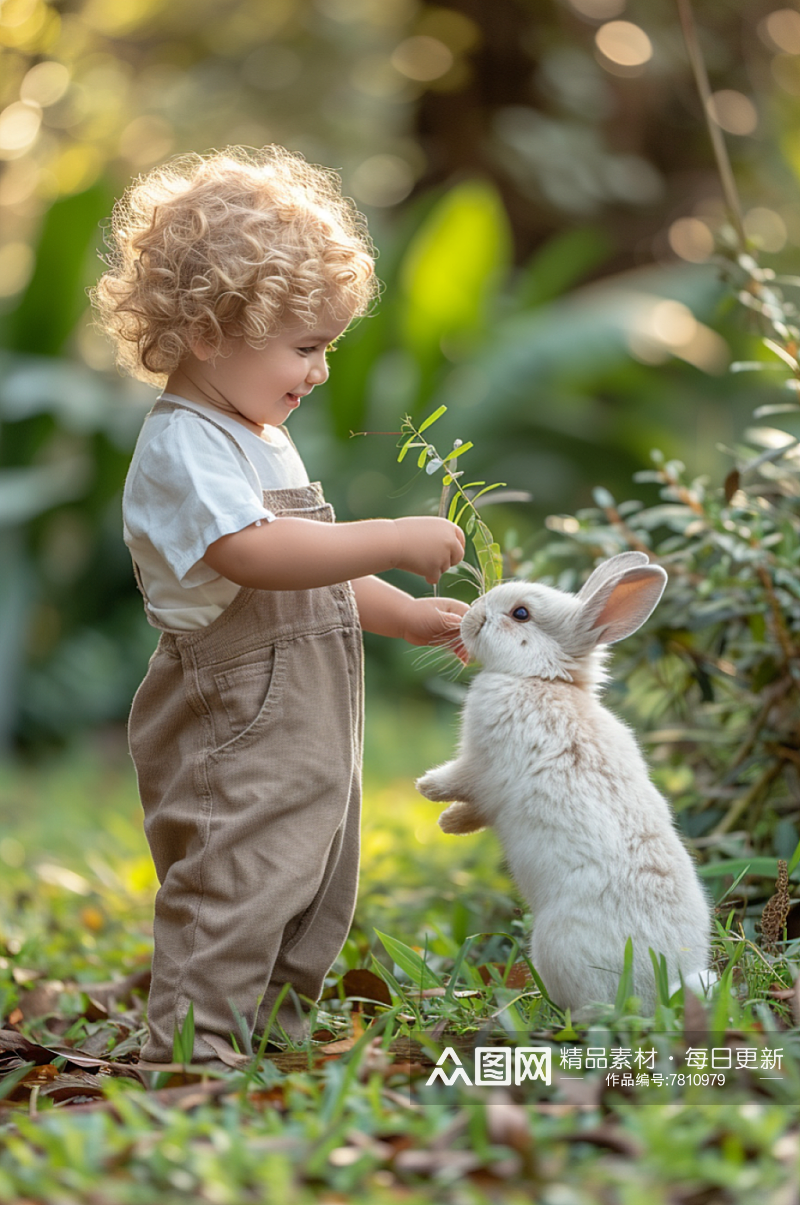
[128,402,363,1063]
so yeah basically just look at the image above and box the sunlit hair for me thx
[92,145,378,384]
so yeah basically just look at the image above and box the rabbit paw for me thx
[416,771,456,803]
[439,802,485,835]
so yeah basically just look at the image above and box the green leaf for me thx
[470,482,506,505]
[374,929,441,990]
[444,441,473,461]
[715,864,753,905]
[649,948,671,1007]
[429,267,727,414]
[698,857,796,879]
[614,937,636,1012]
[514,226,613,310]
[7,181,113,355]
[397,436,421,463]
[173,1002,195,1064]
[471,522,503,590]
[399,181,512,366]
[787,839,800,877]
[0,1062,35,1102]
[593,486,616,509]
[417,446,431,469]
[418,404,447,434]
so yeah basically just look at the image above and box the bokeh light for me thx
[390,35,454,81]
[20,60,70,107]
[650,299,698,348]
[743,206,788,252]
[629,298,729,373]
[0,101,42,158]
[668,217,715,262]
[351,154,415,206]
[0,157,40,206]
[706,90,758,136]
[759,8,800,53]
[594,21,652,73]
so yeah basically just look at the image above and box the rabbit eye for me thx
[511,606,530,622]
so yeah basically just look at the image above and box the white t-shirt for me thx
[123,393,309,630]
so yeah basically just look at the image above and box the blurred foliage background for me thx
[1,0,800,755]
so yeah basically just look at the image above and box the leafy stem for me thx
[397,405,505,593]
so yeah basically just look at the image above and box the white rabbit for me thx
[416,552,713,1015]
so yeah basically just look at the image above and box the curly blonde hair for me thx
[92,146,377,385]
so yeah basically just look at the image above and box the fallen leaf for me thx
[42,1077,233,1117]
[340,969,392,1012]
[20,1063,60,1084]
[477,963,531,989]
[724,469,740,503]
[484,1090,536,1159]
[319,1037,358,1056]
[0,1028,144,1085]
[393,1149,482,1176]
[71,969,151,1012]
[15,981,68,1022]
[1,1065,109,1108]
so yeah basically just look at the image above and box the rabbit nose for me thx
[461,610,485,641]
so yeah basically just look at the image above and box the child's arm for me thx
[202,515,465,589]
[351,576,469,662]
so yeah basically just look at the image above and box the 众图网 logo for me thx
[425,1046,552,1087]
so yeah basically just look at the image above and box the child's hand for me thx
[391,518,465,584]
[401,596,470,663]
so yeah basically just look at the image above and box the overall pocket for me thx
[207,644,287,756]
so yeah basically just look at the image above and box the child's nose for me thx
[305,352,329,386]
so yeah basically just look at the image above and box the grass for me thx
[0,699,798,1203]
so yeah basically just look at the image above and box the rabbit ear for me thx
[577,552,652,600]
[580,565,667,645]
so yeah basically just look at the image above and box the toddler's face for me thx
[180,312,352,431]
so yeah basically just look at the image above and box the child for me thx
[93,146,469,1065]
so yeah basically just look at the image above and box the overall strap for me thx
[152,397,254,466]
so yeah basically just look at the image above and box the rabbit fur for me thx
[416,552,712,1015]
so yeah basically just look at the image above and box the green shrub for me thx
[530,254,800,919]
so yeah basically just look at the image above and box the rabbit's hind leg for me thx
[529,923,623,1014]
[438,802,485,834]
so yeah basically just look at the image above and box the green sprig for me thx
[397,406,504,594]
